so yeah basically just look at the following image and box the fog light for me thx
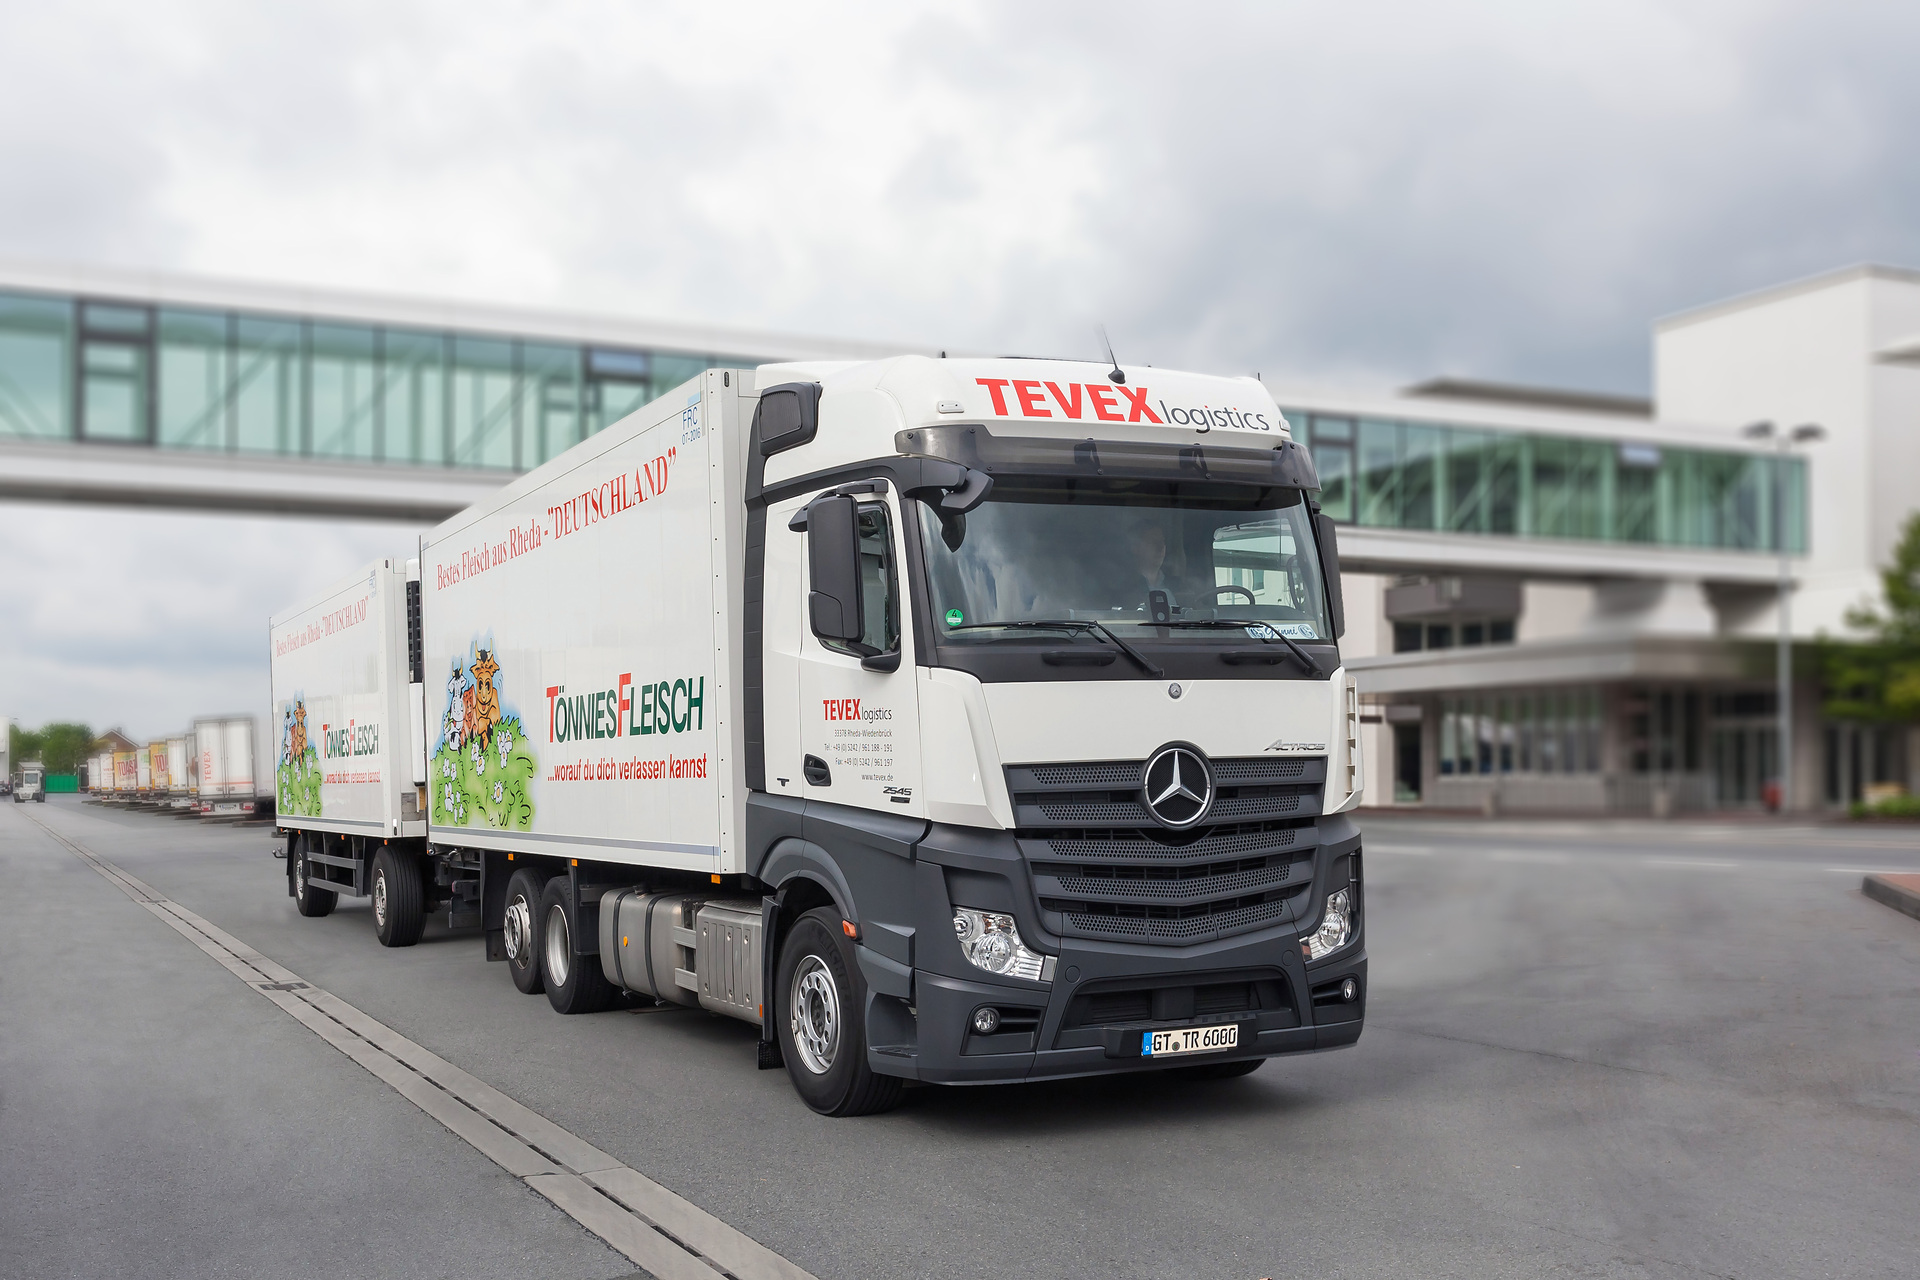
[971,1006,1001,1035]
[953,908,1049,981]
[1300,887,1355,961]
[1340,977,1359,1002]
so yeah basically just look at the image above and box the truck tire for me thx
[371,846,426,947]
[503,867,550,994]
[1169,1056,1266,1081]
[293,837,337,918]
[539,876,616,1014]
[775,907,905,1117]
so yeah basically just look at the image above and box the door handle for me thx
[803,755,831,787]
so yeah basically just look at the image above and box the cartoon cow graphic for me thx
[469,649,503,747]
[289,701,309,766]
[442,659,467,752]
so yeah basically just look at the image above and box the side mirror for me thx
[1314,512,1345,640]
[806,495,864,643]
[755,383,821,457]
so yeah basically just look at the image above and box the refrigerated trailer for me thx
[271,357,1367,1115]
[196,716,261,815]
[166,733,193,807]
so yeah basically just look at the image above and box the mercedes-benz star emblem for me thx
[1141,744,1213,829]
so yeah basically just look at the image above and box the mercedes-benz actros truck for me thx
[269,356,1366,1115]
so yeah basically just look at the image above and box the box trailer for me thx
[112,750,137,800]
[273,358,1366,1115]
[196,716,261,815]
[166,733,193,807]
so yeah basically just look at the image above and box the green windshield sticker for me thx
[945,608,964,626]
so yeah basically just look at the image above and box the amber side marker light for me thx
[842,920,858,938]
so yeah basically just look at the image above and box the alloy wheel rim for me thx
[503,895,532,965]
[544,904,571,987]
[789,955,840,1075]
[373,870,388,926]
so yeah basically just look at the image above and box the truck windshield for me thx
[918,478,1331,643]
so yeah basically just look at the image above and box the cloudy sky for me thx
[3,0,1918,742]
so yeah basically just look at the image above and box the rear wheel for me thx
[293,836,337,918]
[776,907,904,1116]
[540,877,615,1014]
[371,847,425,947]
[503,867,550,994]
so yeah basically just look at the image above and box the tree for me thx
[1822,510,1920,724]
[6,721,95,774]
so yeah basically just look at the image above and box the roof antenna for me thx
[1096,325,1126,384]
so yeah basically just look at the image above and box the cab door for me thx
[794,486,923,818]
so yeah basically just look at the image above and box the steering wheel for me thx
[1212,585,1256,606]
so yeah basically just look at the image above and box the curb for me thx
[1862,873,1920,922]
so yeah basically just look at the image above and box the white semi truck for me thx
[270,357,1366,1115]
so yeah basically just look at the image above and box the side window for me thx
[825,502,899,658]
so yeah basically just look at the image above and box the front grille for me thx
[1035,854,1298,905]
[1056,893,1297,942]
[1033,821,1302,863]
[1009,755,1326,945]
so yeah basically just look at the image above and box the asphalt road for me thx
[4,796,1917,1280]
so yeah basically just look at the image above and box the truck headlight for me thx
[1301,887,1354,961]
[953,908,1050,982]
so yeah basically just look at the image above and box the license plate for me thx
[1142,1023,1239,1058]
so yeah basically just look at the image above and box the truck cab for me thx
[745,357,1364,1106]
[17,762,46,803]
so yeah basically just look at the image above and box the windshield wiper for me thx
[946,619,1164,677]
[1160,618,1322,675]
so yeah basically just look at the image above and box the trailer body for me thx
[270,562,423,840]
[195,716,260,814]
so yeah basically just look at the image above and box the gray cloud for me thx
[3,0,1918,735]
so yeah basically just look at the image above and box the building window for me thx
[1281,404,1806,554]
[1394,622,1423,653]
[1440,687,1601,777]
[1426,623,1453,650]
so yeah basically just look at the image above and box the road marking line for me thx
[1642,857,1738,870]
[22,809,815,1280]
[1367,844,1435,856]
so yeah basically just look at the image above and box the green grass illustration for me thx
[431,715,537,830]
[278,747,322,817]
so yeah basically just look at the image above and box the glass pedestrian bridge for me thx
[0,283,761,473]
[1287,406,1804,556]
[0,264,1803,557]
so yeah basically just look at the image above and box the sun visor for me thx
[895,424,1320,491]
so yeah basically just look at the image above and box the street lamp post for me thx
[1743,420,1823,814]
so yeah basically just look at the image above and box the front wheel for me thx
[371,847,425,947]
[775,907,904,1117]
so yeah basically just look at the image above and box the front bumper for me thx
[863,816,1366,1085]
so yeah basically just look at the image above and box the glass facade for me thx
[1295,410,1806,554]
[0,288,745,472]
[1439,686,1603,777]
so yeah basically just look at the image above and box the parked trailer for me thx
[196,716,261,815]
[272,359,1366,1115]
[166,733,193,807]
[112,750,137,800]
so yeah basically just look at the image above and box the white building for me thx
[1336,265,1920,812]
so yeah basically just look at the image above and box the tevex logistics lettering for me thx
[973,378,1275,432]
